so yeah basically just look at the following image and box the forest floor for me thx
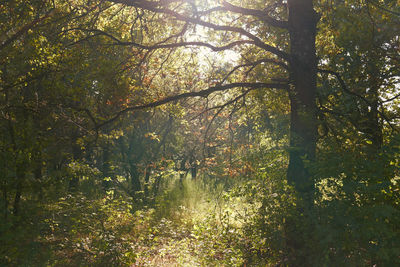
[130,178,248,266]
[3,177,256,266]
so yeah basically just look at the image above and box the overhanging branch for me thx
[222,1,288,29]
[96,82,288,129]
[318,68,398,132]
[108,0,290,61]
[68,28,254,51]
[221,58,289,84]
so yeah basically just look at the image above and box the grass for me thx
[131,176,248,266]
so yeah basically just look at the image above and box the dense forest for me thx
[1,0,399,266]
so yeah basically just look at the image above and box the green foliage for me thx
[311,134,400,266]
[1,193,136,266]
[1,0,400,266]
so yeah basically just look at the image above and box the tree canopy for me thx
[1,0,399,266]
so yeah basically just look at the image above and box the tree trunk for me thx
[129,163,141,197]
[152,174,162,198]
[179,157,187,181]
[68,143,81,191]
[102,143,113,190]
[366,59,383,150]
[191,164,197,180]
[286,0,319,264]
[144,165,151,201]
[13,165,25,215]
[287,0,318,200]
[33,150,43,201]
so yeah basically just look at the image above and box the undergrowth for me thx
[1,176,258,266]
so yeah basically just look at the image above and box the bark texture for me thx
[286,0,319,264]
[287,0,318,199]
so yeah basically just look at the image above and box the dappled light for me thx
[1,0,399,266]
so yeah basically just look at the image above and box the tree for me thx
[311,1,400,264]
[0,0,144,222]
[2,0,399,265]
[84,0,400,263]
[97,0,317,262]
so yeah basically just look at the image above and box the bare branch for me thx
[221,58,289,84]
[381,93,400,103]
[108,0,290,61]
[222,1,288,29]
[96,82,288,129]
[191,89,251,121]
[68,28,254,51]
[318,68,398,132]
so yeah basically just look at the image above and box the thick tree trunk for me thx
[287,0,318,199]
[286,0,319,264]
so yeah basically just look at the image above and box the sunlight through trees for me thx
[1,0,399,266]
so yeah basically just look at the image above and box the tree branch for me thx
[0,9,55,51]
[318,68,398,132]
[191,89,252,121]
[222,1,288,29]
[96,82,288,129]
[108,0,290,61]
[221,58,289,83]
[381,92,400,103]
[366,0,400,17]
[68,28,254,51]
